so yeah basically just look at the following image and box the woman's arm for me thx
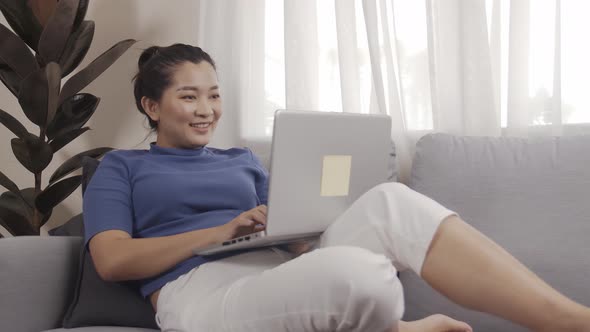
[89,204,267,282]
[89,226,223,282]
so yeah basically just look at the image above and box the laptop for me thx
[194,109,392,255]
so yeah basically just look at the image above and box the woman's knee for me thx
[365,182,423,215]
[369,182,410,200]
[305,246,405,328]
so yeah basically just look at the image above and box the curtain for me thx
[196,0,590,182]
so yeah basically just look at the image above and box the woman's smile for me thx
[190,121,212,133]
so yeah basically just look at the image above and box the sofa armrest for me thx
[0,236,82,332]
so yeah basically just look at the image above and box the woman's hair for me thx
[132,43,216,130]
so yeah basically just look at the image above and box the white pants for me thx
[155,183,456,332]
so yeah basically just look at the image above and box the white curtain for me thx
[196,0,590,182]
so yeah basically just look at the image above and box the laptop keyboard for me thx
[222,231,264,246]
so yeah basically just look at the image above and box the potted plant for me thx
[0,0,136,237]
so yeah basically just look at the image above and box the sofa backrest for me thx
[0,236,82,332]
[400,133,590,331]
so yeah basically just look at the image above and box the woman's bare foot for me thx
[397,314,472,332]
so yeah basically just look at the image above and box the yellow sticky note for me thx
[320,155,352,197]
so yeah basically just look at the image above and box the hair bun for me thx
[138,46,160,69]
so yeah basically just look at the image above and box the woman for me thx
[84,43,590,332]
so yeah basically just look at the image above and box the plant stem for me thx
[33,126,45,233]
[40,122,46,142]
[34,172,42,193]
[33,171,42,232]
[33,209,41,234]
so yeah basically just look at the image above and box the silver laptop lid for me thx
[265,109,392,236]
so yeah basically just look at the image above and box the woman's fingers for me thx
[239,217,257,227]
[238,214,265,229]
[230,206,268,237]
[251,210,267,225]
[257,204,268,216]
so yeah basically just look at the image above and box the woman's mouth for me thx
[190,122,212,133]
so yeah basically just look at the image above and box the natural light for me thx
[562,0,590,124]
[262,0,589,136]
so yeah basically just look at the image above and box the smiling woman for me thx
[132,45,222,149]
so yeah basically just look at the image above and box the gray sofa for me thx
[1,133,589,332]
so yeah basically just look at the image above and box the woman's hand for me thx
[219,205,267,241]
[281,239,318,257]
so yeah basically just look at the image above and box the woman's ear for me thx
[141,96,160,123]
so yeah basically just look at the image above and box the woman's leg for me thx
[319,182,590,332]
[156,247,405,332]
[421,215,590,332]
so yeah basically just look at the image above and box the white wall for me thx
[0,0,237,236]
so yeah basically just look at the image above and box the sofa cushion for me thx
[61,245,159,329]
[49,213,84,236]
[81,156,100,194]
[400,133,590,331]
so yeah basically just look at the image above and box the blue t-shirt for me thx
[83,143,269,298]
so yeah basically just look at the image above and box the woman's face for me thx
[144,61,222,149]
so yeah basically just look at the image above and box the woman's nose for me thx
[195,100,214,116]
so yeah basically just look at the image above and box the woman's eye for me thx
[182,95,196,100]
[210,94,220,100]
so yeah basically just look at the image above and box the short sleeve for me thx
[83,152,134,247]
[248,148,269,205]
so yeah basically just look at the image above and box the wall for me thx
[0,0,238,236]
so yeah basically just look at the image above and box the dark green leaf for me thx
[11,134,54,174]
[0,188,52,231]
[35,52,46,67]
[59,20,94,77]
[38,0,79,63]
[35,175,81,214]
[0,170,23,200]
[45,62,61,127]
[0,62,20,96]
[0,190,36,235]
[0,23,39,79]
[18,67,48,126]
[17,63,61,128]
[73,0,88,32]
[49,147,112,184]
[20,187,51,227]
[15,188,35,210]
[0,0,44,52]
[49,126,90,153]
[59,39,136,105]
[46,93,99,140]
[0,213,30,236]
[28,0,58,27]
[0,174,18,198]
[0,108,29,139]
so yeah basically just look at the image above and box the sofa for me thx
[1,133,589,332]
